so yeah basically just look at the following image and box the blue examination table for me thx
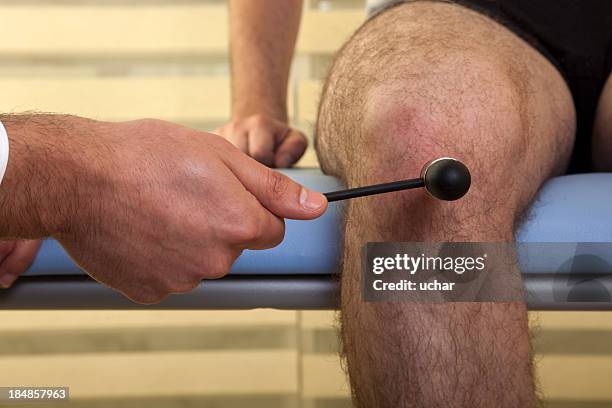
[1,169,612,310]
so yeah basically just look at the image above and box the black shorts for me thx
[371,0,612,174]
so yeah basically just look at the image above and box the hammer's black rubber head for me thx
[421,158,471,201]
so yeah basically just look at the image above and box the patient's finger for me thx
[275,129,308,168]
[248,127,275,166]
[225,128,249,153]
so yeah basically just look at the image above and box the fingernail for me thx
[300,188,326,211]
[0,274,16,289]
[276,154,293,168]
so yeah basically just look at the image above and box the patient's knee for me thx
[356,57,529,188]
[341,57,564,238]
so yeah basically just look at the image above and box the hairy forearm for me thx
[229,0,303,121]
[0,114,100,239]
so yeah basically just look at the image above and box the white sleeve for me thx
[0,121,9,186]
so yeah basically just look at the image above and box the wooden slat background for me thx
[0,1,610,407]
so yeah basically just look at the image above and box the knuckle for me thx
[232,121,247,133]
[267,222,286,248]
[231,216,262,243]
[266,169,289,197]
[250,114,268,127]
[203,255,234,279]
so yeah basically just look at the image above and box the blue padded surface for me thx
[515,174,612,243]
[24,171,612,277]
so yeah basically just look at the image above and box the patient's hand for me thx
[215,114,307,168]
[0,240,41,288]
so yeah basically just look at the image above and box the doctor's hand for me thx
[215,114,308,168]
[0,116,327,304]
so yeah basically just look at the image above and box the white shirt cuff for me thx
[0,120,9,186]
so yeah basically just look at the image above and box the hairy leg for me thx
[315,2,575,407]
[592,74,612,170]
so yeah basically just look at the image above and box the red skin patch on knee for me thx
[362,86,449,182]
